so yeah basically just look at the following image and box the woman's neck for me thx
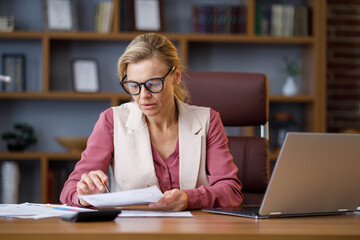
[146,101,178,132]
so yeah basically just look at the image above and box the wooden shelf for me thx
[184,34,314,44]
[0,91,131,101]
[0,31,314,44]
[0,92,312,103]
[269,95,315,103]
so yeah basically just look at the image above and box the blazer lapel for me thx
[177,99,203,190]
[126,104,159,187]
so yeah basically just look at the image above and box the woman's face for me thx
[126,57,178,119]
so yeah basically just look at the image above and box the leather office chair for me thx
[185,72,270,205]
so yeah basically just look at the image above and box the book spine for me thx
[262,5,272,35]
[239,5,246,34]
[271,4,282,36]
[255,5,263,35]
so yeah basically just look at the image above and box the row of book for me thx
[192,5,247,34]
[256,4,311,36]
[94,1,114,33]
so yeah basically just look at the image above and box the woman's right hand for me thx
[76,170,109,207]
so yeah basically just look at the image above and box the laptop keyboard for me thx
[234,206,260,216]
[204,206,261,217]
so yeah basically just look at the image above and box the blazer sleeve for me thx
[183,109,243,209]
[59,108,114,207]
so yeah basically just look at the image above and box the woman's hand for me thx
[76,170,109,207]
[148,189,188,211]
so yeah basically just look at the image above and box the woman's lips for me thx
[141,103,156,110]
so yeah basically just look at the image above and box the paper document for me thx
[0,203,94,219]
[79,185,164,208]
[118,210,193,218]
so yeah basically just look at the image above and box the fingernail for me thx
[99,185,103,190]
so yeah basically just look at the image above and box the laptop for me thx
[202,132,360,218]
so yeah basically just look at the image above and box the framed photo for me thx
[71,59,100,92]
[43,0,78,31]
[0,16,15,32]
[133,0,163,31]
[1,54,26,92]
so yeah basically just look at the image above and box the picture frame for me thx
[71,59,100,92]
[43,0,78,31]
[133,0,164,31]
[1,54,26,92]
[0,16,15,32]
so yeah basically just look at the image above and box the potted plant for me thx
[1,123,37,151]
[282,57,301,96]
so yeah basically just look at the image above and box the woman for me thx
[60,33,243,211]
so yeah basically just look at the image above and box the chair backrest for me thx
[184,72,270,205]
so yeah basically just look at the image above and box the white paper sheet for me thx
[0,202,94,219]
[79,185,164,208]
[118,210,193,218]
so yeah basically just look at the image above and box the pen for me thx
[103,182,111,193]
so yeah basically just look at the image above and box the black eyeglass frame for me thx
[120,66,176,95]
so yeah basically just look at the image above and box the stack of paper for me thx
[0,203,94,219]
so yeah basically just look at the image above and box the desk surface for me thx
[0,211,360,240]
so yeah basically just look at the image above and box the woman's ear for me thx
[174,66,181,84]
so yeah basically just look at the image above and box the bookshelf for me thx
[0,0,326,203]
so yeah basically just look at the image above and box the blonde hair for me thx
[118,33,190,102]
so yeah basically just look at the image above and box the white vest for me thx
[111,98,210,192]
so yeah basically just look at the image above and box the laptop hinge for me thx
[337,209,348,214]
[269,212,282,217]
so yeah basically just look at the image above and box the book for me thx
[271,4,282,36]
[193,4,246,34]
[294,6,309,36]
[94,2,114,33]
[282,5,295,37]
[255,5,263,35]
[262,5,272,35]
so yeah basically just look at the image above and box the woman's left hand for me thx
[148,189,188,211]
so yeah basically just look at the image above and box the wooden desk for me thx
[0,211,359,240]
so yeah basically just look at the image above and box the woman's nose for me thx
[139,85,151,98]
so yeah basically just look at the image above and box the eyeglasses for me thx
[121,66,176,95]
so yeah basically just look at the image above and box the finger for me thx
[92,170,109,189]
[79,198,91,207]
[149,190,179,210]
[89,171,105,191]
[80,173,95,191]
[77,181,89,194]
[149,190,187,211]
[92,170,108,183]
[163,189,179,202]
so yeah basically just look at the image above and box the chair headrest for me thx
[184,72,269,126]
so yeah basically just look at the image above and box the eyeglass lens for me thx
[123,79,163,95]
[121,66,175,95]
